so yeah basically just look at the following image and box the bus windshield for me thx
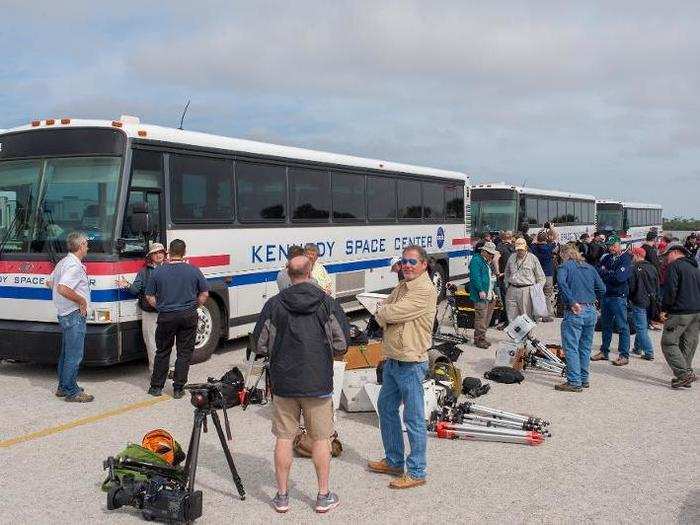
[471,199,517,233]
[0,156,121,254]
[597,208,623,231]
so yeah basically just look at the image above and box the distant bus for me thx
[595,200,662,246]
[0,116,470,366]
[471,183,596,243]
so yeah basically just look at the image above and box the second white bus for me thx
[471,183,596,243]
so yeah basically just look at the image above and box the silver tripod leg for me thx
[459,413,525,430]
[445,422,536,438]
[530,339,565,367]
[463,402,550,427]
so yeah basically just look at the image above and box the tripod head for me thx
[185,381,231,411]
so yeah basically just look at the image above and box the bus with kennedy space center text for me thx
[0,116,471,366]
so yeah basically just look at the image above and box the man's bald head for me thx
[288,255,312,283]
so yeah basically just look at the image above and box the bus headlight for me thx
[94,309,112,322]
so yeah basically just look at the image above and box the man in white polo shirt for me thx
[47,231,94,402]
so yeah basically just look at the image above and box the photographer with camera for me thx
[145,239,209,398]
[252,255,349,514]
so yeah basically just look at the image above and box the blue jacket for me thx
[597,251,632,297]
[469,254,491,303]
[530,243,556,277]
[557,260,606,307]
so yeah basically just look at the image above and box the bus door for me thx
[118,188,164,320]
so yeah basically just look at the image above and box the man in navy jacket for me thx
[591,236,633,366]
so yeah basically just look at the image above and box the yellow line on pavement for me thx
[0,395,171,448]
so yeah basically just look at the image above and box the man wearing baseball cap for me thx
[591,236,633,365]
[117,242,173,373]
[469,242,498,348]
[660,243,700,388]
[503,237,546,321]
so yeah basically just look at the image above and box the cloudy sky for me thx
[1,1,698,216]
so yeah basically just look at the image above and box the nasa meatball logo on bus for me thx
[436,226,445,249]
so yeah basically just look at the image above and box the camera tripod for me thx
[241,358,270,410]
[183,404,246,501]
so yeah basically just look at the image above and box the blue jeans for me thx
[57,310,86,397]
[631,305,653,357]
[561,305,597,386]
[377,359,428,479]
[600,296,630,358]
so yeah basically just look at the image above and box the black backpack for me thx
[484,366,524,384]
[207,367,245,409]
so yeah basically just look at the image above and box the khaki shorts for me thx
[271,396,334,440]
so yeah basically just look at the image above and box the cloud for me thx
[1,1,699,215]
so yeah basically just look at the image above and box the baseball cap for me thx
[606,235,621,246]
[662,242,690,256]
[514,238,528,250]
[630,246,646,258]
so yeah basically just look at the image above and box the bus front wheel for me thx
[191,298,222,364]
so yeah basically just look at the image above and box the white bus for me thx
[470,183,596,243]
[0,116,470,365]
[595,200,662,246]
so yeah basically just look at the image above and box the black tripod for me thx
[183,405,246,501]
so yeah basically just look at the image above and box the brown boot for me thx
[389,474,427,489]
[612,356,629,366]
[554,382,582,392]
[65,391,94,403]
[367,458,403,476]
[590,352,608,361]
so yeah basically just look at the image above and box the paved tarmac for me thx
[1,308,698,524]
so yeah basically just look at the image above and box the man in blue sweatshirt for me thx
[591,236,633,366]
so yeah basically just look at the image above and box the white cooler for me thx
[340,368,377,412]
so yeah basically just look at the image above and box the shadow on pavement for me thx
[0,359,150,394]
[589,360,670,388]
[679,489,700,524]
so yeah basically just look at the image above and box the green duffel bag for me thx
[101,444,186,492]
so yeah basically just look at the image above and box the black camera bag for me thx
[484,366,524,384]
[209,367,245,409]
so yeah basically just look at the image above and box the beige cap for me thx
[514,238,528,251]
[146,242,166,257]
[480,241,498,256]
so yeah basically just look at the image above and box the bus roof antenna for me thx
[178,100,191,130]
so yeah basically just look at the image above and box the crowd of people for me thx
[469,225,700,391]
[44,225,697,512]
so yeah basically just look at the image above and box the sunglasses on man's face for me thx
[401,257,419,266]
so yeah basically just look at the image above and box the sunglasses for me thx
[401,257,419,266]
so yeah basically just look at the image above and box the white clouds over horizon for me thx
[1,1,698,215]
